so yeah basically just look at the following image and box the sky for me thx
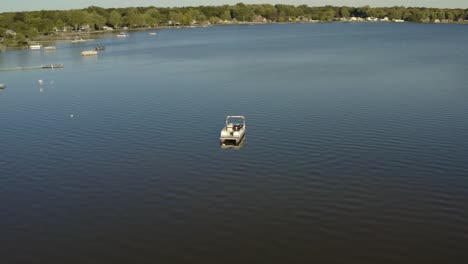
[1,0,467,12]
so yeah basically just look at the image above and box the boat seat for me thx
[234,124,243,131]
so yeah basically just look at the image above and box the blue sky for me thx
[1,1,467,12]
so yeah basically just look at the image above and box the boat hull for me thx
[81,50,98,56]
[220,129,246,145]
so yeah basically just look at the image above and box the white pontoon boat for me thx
[220,116,246,145]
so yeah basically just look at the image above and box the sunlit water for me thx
[1,23,468,263]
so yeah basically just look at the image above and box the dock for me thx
[0,64,64,71]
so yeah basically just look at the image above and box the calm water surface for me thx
[1,23,468,263]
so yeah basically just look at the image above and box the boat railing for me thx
[225,115,246,128]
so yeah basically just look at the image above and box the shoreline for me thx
[1,20,467,51]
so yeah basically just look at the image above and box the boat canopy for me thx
[225,115,245,126]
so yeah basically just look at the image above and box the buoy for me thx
[70,114,74,118]
[38,79,44,85]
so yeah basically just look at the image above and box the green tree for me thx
[220,10,231,21]
[15,32,28,45]
[209,16,220,24]
[69,10,86,31]
[68,10,87,31]
[233,3,254,21]
[262,4,277,20]
[340,7,350,17]
[320,10,336,21]
[181,13,192,25]
[145,8,161,26]
[124,8,146,27]
[108,10,121,28]
[438,10,446,20]
[168,11,183,24]
[86,12,106,30]
[54,19,65,31]
[446,11,455,21]
[25,27,39,38]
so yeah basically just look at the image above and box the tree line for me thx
[1,3,467,47]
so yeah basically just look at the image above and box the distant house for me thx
[53,26,69,32]
[295,16,310,22]
[102,26,114,31]
[80,25,90,31]
[199,20,211,26]
[393,19,405,23]
[252,15,267,23]
[349,17,364,22]
[167,21,180,26]
[213,18,224,24]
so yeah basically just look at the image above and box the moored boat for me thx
[116,32,128,37]
[148,32,157,35]
[81,50,98,56]
[71,37,87,43]
[29,44,42,50]
[44,46,56,50]
[0,83,6,89]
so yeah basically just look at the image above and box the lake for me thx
[1,23,468,263]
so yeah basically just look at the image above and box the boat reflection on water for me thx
[220,137,246,150]
[38,79,44,93]
[38,79,55,93]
